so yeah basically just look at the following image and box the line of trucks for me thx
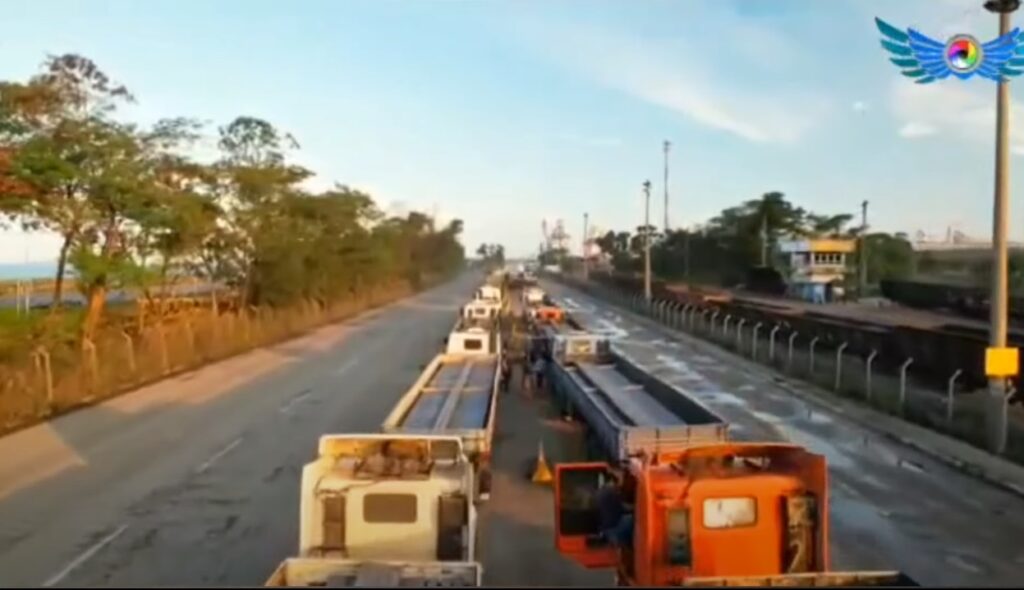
[266,271,917,587]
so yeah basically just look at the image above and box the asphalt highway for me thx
[2,274,1022,587]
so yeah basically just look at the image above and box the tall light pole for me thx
[984,0,1019,454]
[582,212,590,281]
[859,200,869,300]
[643,180,652,301]
[663,140,671,233]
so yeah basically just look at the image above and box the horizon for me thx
[2,0,1024,261]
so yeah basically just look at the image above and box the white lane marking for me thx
[195,437,243,474]
[334,356,359,375]
[279,390,312,414]
[944,554,983,574]
[43,524,129,587]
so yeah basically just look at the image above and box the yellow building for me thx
[778,238,857,303]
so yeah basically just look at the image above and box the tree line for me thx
[0,54,465,339]
[476,243,506,268]
[590,191,915,287]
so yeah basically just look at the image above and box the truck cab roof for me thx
[300,435,477,564]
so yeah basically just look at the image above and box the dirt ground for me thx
[477,364,614,587]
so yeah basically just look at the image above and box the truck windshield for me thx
[363,493,417,524]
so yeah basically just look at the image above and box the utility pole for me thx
[859,200,869,300]
[984,0,1020,454]
[663,140,671,233]
[582,212,590,281]
[643,180,652,301]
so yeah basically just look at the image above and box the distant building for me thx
[777,238,857,303]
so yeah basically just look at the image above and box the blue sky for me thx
[0,0,1022,261]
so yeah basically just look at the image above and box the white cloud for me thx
[515,20,833,145]
[898,121,937,138]
[889,80,1024,153]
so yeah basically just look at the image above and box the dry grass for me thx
[0,280,422,435]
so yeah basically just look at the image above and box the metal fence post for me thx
[82,338,99,394]
[947,369,962,429]
[834,342,848,391]
[723,315,732,339]
[736,318,746,351]
[865,350,878,403]
[809,337,820,375]
[122,330,136,375]
[769,325,781,362]
[899,358,914,415]
[158,325,170,375]
[752,323,762,360]
[33,347,53,410]
[678,304,689,330]
[787,331,799,372]
[710,310,719,335]
[689,306,699,330]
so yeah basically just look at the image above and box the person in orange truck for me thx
[590,472,634,548]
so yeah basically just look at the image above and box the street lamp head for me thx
[985,0,1021,13]
[643,180,651,192]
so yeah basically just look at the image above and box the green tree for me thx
[862,233,915,284]
[0,54,133,310]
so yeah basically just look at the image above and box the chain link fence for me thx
[0,280,426,436]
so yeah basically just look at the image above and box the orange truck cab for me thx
[554,443,917,587]
[532,306,565,324]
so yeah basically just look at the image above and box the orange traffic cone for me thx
[532,440,553,485]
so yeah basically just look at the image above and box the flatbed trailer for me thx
[682,571,917,587]
[381,353,499,498]
[266,557,482,587]
[545,332,728,463]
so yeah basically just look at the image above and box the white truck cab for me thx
[446,326,500,356]
[462,301,501,322]
[473,285,501,304]
[522,286,545,306]
[267,434,481,586]
[284,434,479,584]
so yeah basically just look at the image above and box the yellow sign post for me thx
[985,347,1020,378]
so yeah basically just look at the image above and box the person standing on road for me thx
[499,355,511,393]
[532,354,547,394]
